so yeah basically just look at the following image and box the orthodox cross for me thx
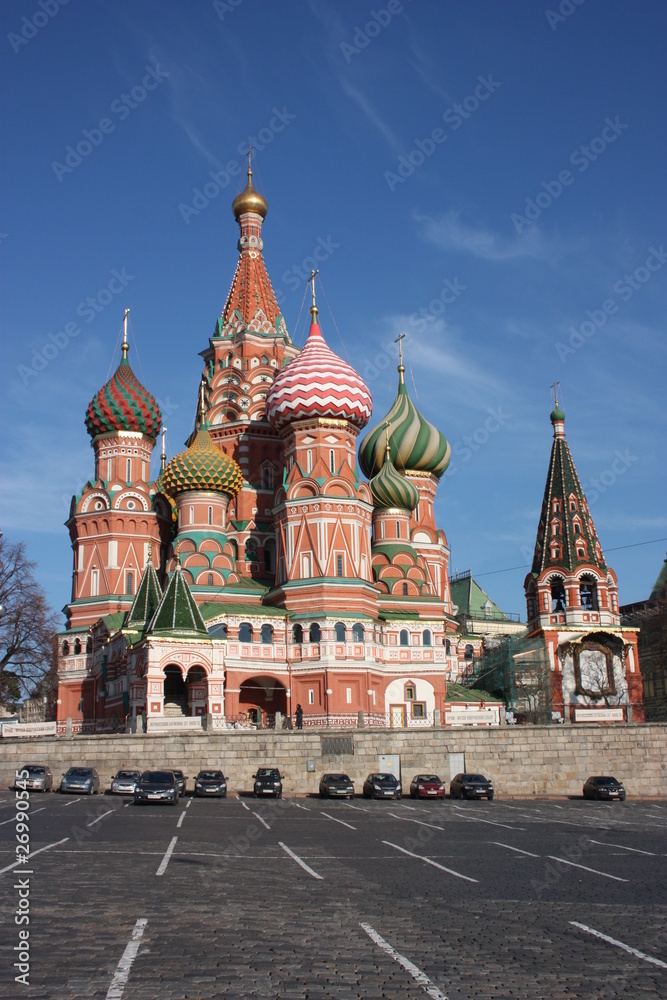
[394,331,406,367]
[551,380,561,407]
[309,268,319,310]
[121,307,130,360]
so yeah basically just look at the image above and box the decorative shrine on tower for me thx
[55,169,642,731]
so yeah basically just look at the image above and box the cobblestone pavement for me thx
[0,790,665,998]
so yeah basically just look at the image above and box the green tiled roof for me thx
[125,560,162,631]
[147,565,209,637]
[450,573,508,621]
[446,683,499,703]
[650,555,667,601]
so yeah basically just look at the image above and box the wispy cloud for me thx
[338,77,402,154]
[415,210,546,260]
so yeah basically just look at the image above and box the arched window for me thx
[207,573,214,586]
[551,577,566,612]
[86,636,92,653]
[464,644,474,660]
[306,449,312,474]
[245,538,257,562]
[264,539,275,574]
[399,629,409,646]
[74,639,81,655]
[446,639,452,655]
[309,623,321,643]
[334,622,346,642]
[229,539,238,562]
[62,641,70,656]
[580,575,599,611]
[126,571,134,595]
[126,458,131,482]
[404,683,416,701]
[329,450,335,474]
[189,506,194,525]
[352,623,364,642]
[402,582,408,595]
[260,624,273,644]
[208,506,213,526]
[423,628,432,646]
[292,623,303,644]
[238,622,253,642]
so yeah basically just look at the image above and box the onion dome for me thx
[359,363,450,479]
[85,338,161,441]
[266,304,372,430]
[369,457,420,511]
[232,166,268,221]
[162,426,243,498]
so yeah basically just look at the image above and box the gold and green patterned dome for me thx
[359,366,450,480]
[370,458,420,512]
[162,426,243,499]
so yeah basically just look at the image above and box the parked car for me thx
[409,774,446,799]
[319,773,355,799]
[253,767,284,798]
[172,769,187,797]
[15,765,53,792]
[109,769,142,795]
[60,767,100,795]
[583,776,626,801]
[450,773,494,800]
[362,773,402,800]
[134,770,179,805]
[194,770,227,797]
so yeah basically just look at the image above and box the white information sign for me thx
[445,705,500,726]
[1,722,58,738]
[574,707,624,722]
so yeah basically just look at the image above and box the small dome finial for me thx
[121,308,130,362]
[550,380,565,426]
[309,269,319,322]
[232,146,268,220]
[394,332,406,385]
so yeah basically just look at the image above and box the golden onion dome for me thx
[161,426,243,499]
[232,168,268,221]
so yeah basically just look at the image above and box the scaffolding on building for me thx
[461,634,553,724]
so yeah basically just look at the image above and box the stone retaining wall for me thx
[1,724,665,797]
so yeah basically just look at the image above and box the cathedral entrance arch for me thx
[186,665,208,717]
[163,666,187,716]
[239,675,287,726]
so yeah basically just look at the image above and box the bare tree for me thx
[0,537,59,706]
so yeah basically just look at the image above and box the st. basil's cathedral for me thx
[55,166,643,729]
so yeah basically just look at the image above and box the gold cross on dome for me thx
[394,332,406,366]
[310,269,319,310]
[551,380,561,407]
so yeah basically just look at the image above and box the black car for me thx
[15,765,53,792]
[450,773,494,800]
[253,767,284,798]
[583,776,626,801]
[319,773,355,799]
[194,770,227,797]
[172,769,187,797]
[362,773,402,800]
[134,770,179,805]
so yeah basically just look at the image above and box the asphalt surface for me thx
[0,788,665,999]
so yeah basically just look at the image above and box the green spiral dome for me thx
[359,369,450,479]
[162,426,243,498]
[369,459,420,511]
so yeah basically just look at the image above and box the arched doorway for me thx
[163,666,187,716]
[238,675,287,727]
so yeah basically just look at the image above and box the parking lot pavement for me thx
[0,796,665,998]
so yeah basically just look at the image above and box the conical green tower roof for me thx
[147,562,208,637]
[126,557,162,631]
[359,365,450,479]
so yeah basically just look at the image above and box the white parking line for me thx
[0,837,70,875]
[321,811,356,830]
[252,811,271,830]
[106,917,148,998]
[588,838,656,856]
[491,841,540,858]
[388,811,444,832]
[87,809,114,828]
[176,811,186,829]
[343,803,367,811]
[279,841,323,880]
[186,799,192,809]
[547,855,628,882]
[0,807,45,826]
[383,841,478,883]
[123,802,132,808]
[238,797,250,811]
[450,806,524,831]
[293,802,310,811]
[360,922,448,999]
[570,921,667,969]
[62,798,81,807]
[155,836,178,876]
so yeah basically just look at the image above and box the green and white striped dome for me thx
[369,458,420,511]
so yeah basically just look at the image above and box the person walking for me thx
[295,704,303,729]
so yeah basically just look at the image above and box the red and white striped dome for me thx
[266,313,372,430]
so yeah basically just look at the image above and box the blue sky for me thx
[2,0,666,622]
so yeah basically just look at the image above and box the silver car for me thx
[60,767,100,795]
[110,769,141,795]
[16,765,53,792]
